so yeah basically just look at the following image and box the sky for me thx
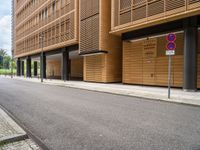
[0,1,11,56]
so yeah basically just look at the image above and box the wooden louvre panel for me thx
[147,0,164,17]
[15,0,78,57]
[132,4,146,21]
[165,0,185,11]
[120,11,131,25]
[69,12,75,40]
[84,55,105,82]
[80,0,100,52]
[119,0,131,25]
[188,0,200,10]
[80,14,99,52]
[120,0,131,10]
[123,41,143,84]
[188,0,200,5]
[80,0,99,20]
[123,33,184,87]
[133,0,146,6]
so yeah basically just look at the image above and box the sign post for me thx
[166,33,176,99]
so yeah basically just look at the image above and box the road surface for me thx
[0,78,200,150]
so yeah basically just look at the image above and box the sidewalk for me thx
[5,76,200,106]
[0,107,41,150]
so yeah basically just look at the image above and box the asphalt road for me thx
[0,78,200,150]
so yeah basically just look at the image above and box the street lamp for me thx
[11,51,14,78]
[40,33,44,83]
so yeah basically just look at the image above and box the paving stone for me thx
[0,139,41,150]
[0,109,26,141]
[0,108,41,150]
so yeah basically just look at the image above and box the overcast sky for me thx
[0,1,11,56]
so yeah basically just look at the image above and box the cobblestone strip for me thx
[0,139,41,150]
[0,108,26,141]
[0,108,41,149]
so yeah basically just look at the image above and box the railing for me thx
[112,0,200,28]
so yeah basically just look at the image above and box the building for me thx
[13,0,200,91]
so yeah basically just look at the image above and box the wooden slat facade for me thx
[14,0,200,88]
[15,0,79,58]
[111,0,200,35]
[123,33,185,87]
[82,0,122,83]
[80,0,100,52]
[198,31,200,89]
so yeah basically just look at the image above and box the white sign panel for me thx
[166,50,175,56]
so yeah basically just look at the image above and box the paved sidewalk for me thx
[3,76,200,106]
[0,107,41,150]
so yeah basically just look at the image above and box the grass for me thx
[0,69,16,75]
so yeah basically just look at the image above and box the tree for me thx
[0,49,7,69]
[3,55,11,69]
[0,49,12,70]
[0,49,7,57]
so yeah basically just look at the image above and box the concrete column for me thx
[33,61,38,77]
[40,53,46,79]
[26,56,31,78]
[62,48,70,81]
[183,17,198,91]
[21,61,24,76]
[16,58,21,76]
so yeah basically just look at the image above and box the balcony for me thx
[111,0,200,34]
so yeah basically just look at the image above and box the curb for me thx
[0,105,50,150]
[43,82,200,108]
[3,76,200,107]
[0,134,28,145]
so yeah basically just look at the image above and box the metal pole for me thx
[2,57,4,76]
[168,55,172,99]
[11,50,14,78]
[41,34,44,83]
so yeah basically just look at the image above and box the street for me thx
[0,78,200,150]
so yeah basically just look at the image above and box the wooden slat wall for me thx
[80,0,100,52]
[84,0,122,83]
[15,0,79,58]
[111,0,200,35]
[84,55,106,82]
[197,30,200,89]
[123,41,143,84]
[100,0,122,82]
[123,33,184,87]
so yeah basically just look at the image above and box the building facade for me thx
[13,0,200,91]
